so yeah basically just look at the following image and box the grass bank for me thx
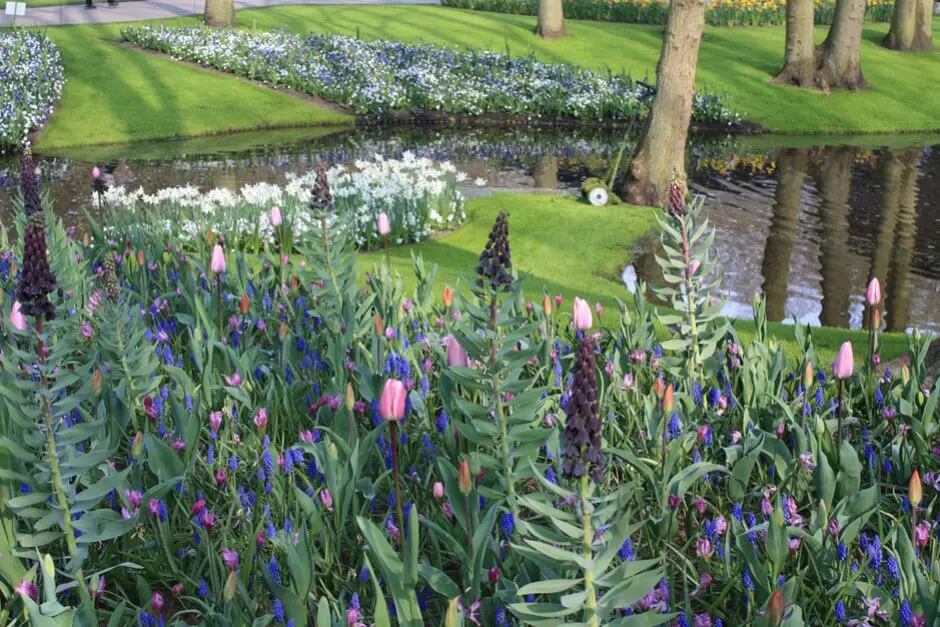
[0,4,934,147]
[35,20,351,149]
[360,192,909,364]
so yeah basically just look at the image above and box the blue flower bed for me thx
[121,25,742,125]
[0,31,64,152]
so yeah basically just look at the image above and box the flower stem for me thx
[836,378,844,451]
[383,234,392,272]
[580,474,598,627]
[389,421,405,555]
[489,291,518,537]
[679,216,702,376]
[217,280,223,339]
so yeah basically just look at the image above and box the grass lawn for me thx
[35,21,351,149]
[0,4,934,147]
[360,192,910,364]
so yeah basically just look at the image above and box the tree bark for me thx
[204,0,236,27]
[532,156,559,189]
[761,149,808,321]
[883,0,934,51]
[816,0,866,90]
[535,0,566,39]
[774,0,816,86]
[622,0,706,207]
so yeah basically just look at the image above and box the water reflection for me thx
[0,126,937,332]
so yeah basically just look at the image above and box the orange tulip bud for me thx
[290,276,299,292]
[443,287,453,308]
[239,294,250,314]
[872,307,881,328]
[803,362,814,389]
[136,250,144,265]
[458,459,472,496]
[92,369,102,395]
[131,431,144,458]
[910,469,923,507]
[374,312,384,336]
[654,378,665,399]
[767,590,784,626]
[663,384,674,413]
[279,321,289,341]
[543,294,552,316]
[206,230,215,245]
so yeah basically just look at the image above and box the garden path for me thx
[0,0,435,27]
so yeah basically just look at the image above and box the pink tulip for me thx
[445,335,469,368]
[210,244,226,274]
[377,212,391,236]
[152,591,165,613]
[865,277,882,306]
[91,166,101,180]
[433,482,444,499]
[319,488,334,512]
[379,379,407,422]
[572,297,592,331]
[832,341,854,380]
[270,206,282,227]
[9,301,26,331]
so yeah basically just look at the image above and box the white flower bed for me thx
[97,154,467,249]
[121,25,741,124]
[0,31,65,151]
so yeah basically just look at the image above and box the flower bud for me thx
[443,287,453,308]
[374,312,384,336]
[767,590,784,626]
[458,459,472,496]
[239,294,250,314]
[131,431,144,457]
[345,382,355,411]
[663,383,674,413]
[803,362,814,389]
[92,369,102,395]
[909,469,923,507]
[433,482,444,499]
[223,570,238,602]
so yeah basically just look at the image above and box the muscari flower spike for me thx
[21,151,42,218]
[562,336,605,484]
[475,211,513,293]
[667,181,689,219]
[17,211,56,321]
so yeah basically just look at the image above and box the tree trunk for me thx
[815,147,855,328]
[774,0,816,86]
[535,0,566,39]
[622,0,706,207]
[883,0,934,51]
[816,0,866,90]
[204,0,236,27]
[761,149,808,321]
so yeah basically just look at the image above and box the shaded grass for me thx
[360,192,909,364]
[35,20,351,149]
[232,4,940,135]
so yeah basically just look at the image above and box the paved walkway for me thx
[0,0,435,27]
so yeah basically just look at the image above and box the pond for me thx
[2,126,938,334]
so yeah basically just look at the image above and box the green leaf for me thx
[417,564,460,599]
[516,578,581,596]
[144,434,184,481]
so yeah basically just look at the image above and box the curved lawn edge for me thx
[361,191,912,364]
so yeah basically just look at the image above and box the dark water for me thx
[1,126,938,333]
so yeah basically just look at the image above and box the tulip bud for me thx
[902,365,910,385]
[223,570,238,602]
[443,287,453,308]
[270,206,282,227]
[832,342,854,380]
[131,431,144,457]
[92,369,102,395]
[872,307,881,328]
[543,294,552,315]
[444,597,460,627]
[345,382,355,411]
[239,294,250,314]
[377,212,391,236]
[458,459,472,496]
[151,591,164,614]
[374,312,384,336]
[767,590,784,626]
[572,297,593,331]
[279,321,288,341]
[433,482,444,499]
[909,469,923,507]
[803,362,814,389]
[654,378,665,399]
[663,383,674,413]
[210,244,226,274]
[865,277,882,306]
